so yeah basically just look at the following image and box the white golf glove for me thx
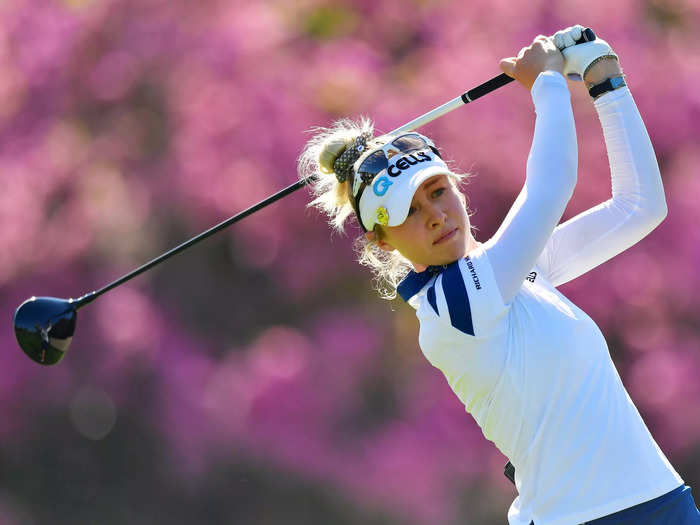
[552,25,617,81]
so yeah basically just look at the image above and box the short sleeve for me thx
[426,244,509,338]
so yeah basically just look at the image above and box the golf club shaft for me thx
[75,72,518,307]
[72,73,514,309]
[74,29,597,309]
[73,177,314,309]
[386,73,515,136]
[387,28,595,136]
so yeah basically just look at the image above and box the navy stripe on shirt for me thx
[426,283,438,315]
[442,261,474,335]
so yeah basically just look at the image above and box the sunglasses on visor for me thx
[350,133,442,231]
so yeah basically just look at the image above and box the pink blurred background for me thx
[2,0,699,523]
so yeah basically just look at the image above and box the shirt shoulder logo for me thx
[464,256,482,290]
[526,271,537,283]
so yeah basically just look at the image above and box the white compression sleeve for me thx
[534,86,668,287]
[484,71,578,305]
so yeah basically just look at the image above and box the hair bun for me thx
[318,132,374,183]
[318,137,352,176]
[332,133,372,183]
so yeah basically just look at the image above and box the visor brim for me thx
[385,166,452,227]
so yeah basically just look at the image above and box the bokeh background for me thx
[2,0,700,523]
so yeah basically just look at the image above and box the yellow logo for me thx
[376,206,389,226]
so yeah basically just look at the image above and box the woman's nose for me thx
[426,203,447,227]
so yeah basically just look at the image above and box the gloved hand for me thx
[552,25,617,81]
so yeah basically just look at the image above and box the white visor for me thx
[355,139,450,231]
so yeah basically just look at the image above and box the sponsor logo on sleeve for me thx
[526,271,537,283]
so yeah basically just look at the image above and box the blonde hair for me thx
[297,117,475,300]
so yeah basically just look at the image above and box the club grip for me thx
[575,27,596,44]
[461,27,597,104]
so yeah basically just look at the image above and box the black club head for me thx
[13,296,78,366]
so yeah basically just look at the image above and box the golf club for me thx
[13,28,596,366]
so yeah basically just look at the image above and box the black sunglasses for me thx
[353,134,442,197]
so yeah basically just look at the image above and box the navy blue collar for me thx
[397,261,457,302]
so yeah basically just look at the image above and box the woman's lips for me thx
[434,228,457,244]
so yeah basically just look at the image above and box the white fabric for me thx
[402,71,683,525]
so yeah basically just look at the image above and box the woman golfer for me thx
[298,26,700,525]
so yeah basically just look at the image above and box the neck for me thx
[411,233,478,273]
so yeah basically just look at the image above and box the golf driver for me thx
[13,28,596,366]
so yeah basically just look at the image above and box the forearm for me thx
[533,88,667,288]
[595,81,668,220]
[526,71,578,196]
[486,71,578,304]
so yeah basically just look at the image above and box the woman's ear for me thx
[365,230,395,252]
[377,239,396,252]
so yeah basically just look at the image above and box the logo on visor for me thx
[373,176,393,196]
[387,151,433,177]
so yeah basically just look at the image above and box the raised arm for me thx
[535,50,668,287]
[484,36,578,305]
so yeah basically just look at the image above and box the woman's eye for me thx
[408,188,445,216]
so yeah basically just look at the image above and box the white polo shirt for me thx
[396,72,683,525]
